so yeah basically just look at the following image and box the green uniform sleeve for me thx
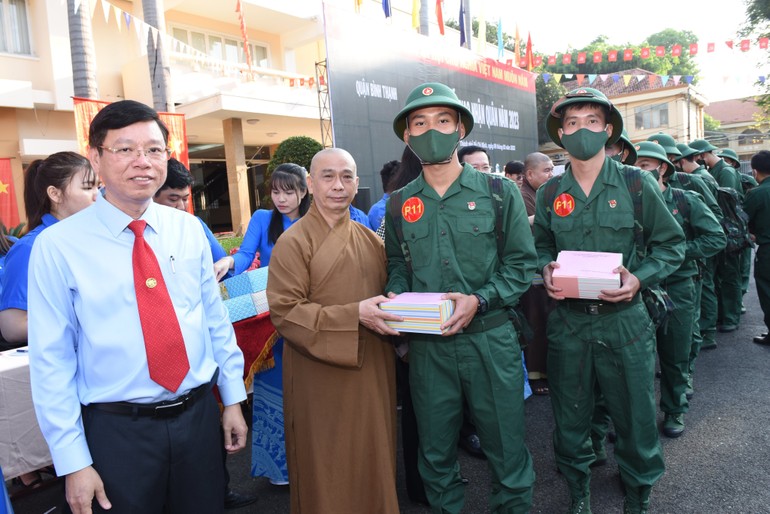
[533,183,557,272]
[384,196,410,295]
[476,182,537,309]
[690,175,723,219]
[635,172,686,288]
[683,190,726,261]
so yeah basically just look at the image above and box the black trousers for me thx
[81,392,224,514]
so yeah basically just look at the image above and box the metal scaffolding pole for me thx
[315,60,334,148]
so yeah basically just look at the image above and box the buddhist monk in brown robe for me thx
[266,148,402,514]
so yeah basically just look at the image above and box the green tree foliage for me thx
[267,136,322,175]
[704,113,721,132]
[537,80,567,145]
[742,0,770,116]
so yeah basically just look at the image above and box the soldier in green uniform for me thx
[677,142,723,353]
[534,87,685,514]
[717,148,757,314]
[744,150,770,345]
[634,142,725,438]
[385,82,537,514]
[690,139,744,333]
[605,128,637,164]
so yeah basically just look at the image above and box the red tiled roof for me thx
[704,98,760,124]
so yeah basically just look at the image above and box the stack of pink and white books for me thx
[381,292,455,335]
[552,251,623,300]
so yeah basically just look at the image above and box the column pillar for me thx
[223,118,251,235]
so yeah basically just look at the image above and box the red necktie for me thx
[129,220,190,392]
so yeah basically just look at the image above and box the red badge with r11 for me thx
[402,197,425,223]
[553,193,575,217]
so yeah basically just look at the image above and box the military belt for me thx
[560,295,640,316]
[463,309,510,334]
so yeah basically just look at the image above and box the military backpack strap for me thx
[621,166,645,262]
[674,171,692,190]
[669,187,693,240]
[485,174,505,259]
[388,189,414,276]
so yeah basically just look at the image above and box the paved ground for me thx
[9,272,770,513]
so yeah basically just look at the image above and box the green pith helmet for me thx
[617,128,637,164]
[716,148,741,166]
[546,87,623,148]
[675,143,699,161]
[393,82,474,141]
[634,141,675,177]
[689,139,719,154]
[647,133,681,158]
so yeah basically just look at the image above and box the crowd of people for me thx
[1,82,769,514]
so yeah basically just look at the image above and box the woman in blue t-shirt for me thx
[0,151,97,487]
[214,163,309,485]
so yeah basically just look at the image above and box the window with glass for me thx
[0,0,32,55]
[171,26,268,68]
[634,103,669,130]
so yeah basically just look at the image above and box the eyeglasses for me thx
[99,145,170,161]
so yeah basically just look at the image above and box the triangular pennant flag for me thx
[636,74,647,83]
[576,74,585,85]
[124,11,132,29]
[74,0,82,15]
[611,74,620,83]
[672,75,681,86]
[759,76,766,85]
[553,73,563,83]
[142,23,151,45]
[623,75,633,86]
[541,73,551,83]
[725,40,734,49]
[684,75,694,84]
[564,73,573,80]
[588,74,597,84]
[113,5,122,31]
[101,0,110,23]
[134,16,142,40]
[660,75,669,86]
[599,74,608,82]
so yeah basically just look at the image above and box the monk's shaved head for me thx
[310,148,357,176]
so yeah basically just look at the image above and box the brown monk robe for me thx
[266,203,399,514]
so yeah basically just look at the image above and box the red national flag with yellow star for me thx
[0,158,20,228]
[72,97,191,213]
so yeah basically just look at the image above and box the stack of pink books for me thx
[552,251,622,299]
[381,292,455,335]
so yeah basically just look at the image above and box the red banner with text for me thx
[0,158,20,228]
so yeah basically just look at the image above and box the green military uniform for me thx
[709,158,744,329]
[689,164,722,347]
[666,171,724,374]
[386,163,537,513]
[744,176,770,333]
[656,185,725,432]
[739,174,758,305]
[533,158,685,509]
